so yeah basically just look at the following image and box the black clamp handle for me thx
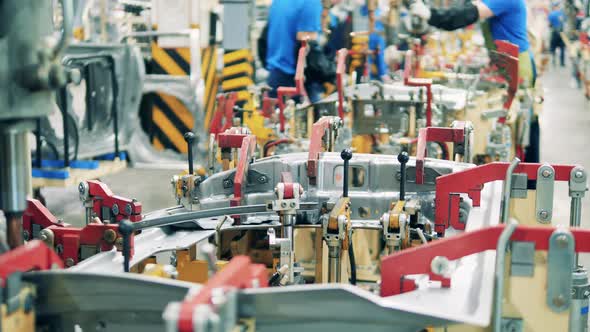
[341,149,353,198]
[184,132,195,174]
[398,151,409,201]
[118,220,134,272]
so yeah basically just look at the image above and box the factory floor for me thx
[44,63,590,258]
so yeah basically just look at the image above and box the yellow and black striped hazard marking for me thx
[150,41,191,76]
[202,46,219,131]
[149,42,193,153]
[150,92,194,153]
[222,49,254,104]
[146,42,221,152]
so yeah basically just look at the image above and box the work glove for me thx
[409,0,431,20]
[403,0,431,36]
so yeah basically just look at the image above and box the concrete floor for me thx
[43,64,590,234]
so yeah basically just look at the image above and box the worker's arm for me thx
[295,0,322,41]
[409,1,495,31]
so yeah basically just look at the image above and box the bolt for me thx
[556,234,569,248]
[125,204,133,215]
[112,204,119,215]
[575,170,584,179]
[65,258,75,267]
[281,202,287,208]
[290,202,296,208]
[103,229,117,244]
[431,256,450,276]
[553,294,566,307]
[223,179,232,188]
[539,210,549,220]
[258,176,267,183]
[542,169,552,178]
[78,182,85,194]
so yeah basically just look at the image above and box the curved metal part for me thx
[240,284,454,332]
[23,271,195,332]
[501,158,520,224]
[492,220,517,332]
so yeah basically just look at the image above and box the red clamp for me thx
[381,224,590,297]
[488,40,519,123]
[23,198,70,240]
[403,51,433,127]
[307,116,336,185]
[219,130,257,207]
[434,162,576,235]
[83,180,142,222]
[177,256,268,332]
[277,41,308,132]
[415,123,466,185]
[47,222,133,266]
[336,48,348,119]
[0,240,64,286]
[23,198,134,266]
[209,92,238,136]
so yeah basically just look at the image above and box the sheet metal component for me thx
[536,164,556,223]
[547,228,575,312]
[415,123,468,185]
[380,224,590,297]
[307,116,342,185]
[24,271,195,332]
[165,256,268,332]
[435,162,577,236]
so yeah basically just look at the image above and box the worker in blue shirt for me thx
[408,0,536,87]
[548,2,566,67]
[265,0,335,103]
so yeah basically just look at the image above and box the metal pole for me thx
[328,244,341,283]
[569,267,589,332]
[501,158,520,224]
[0,125,31,248]
[493,221,517,332]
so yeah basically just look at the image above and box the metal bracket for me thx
[569,167,587,199]
[500,317,523,332]
[510,173,528,199]
[510,241,535,277]
[535,164,555,224]
[547,228,575,312]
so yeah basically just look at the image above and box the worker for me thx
[263,0,336,103]
[407,0,540,163]
[407,0,536,87]
[548,2,566,67]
